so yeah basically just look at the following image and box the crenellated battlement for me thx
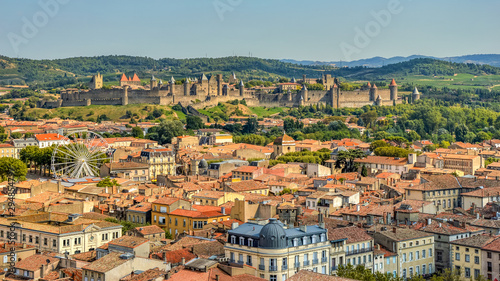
[40,75,403,109]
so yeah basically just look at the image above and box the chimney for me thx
[300,225,307,232]
[477,213,480,219]
[181,257,185,265]
[377,244,381,250]
[216,275,220,281]
[356,205,360,212]
[427,218,432,225]
[221,207,225,215]
[392,227,396,233]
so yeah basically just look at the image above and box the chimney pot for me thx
[392,227,396,233]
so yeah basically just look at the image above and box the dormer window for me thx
[303,237,308,245]
[239,237,245,246]
[248,238,253,247]
[320,234,326,242]
[312,235,317,243]
[293,238,298,247]
[231,236,236,244]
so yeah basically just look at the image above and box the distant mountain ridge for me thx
[281,54,500,68]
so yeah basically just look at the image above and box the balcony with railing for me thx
[312,259,319,265]
[345,247,373,256]
[294,262,300,268]
[246,262,252,266]
[259,264,265,270]
[269,265,277,272]
[331,266,339,272]
[237,260,244,265]
[322,257,328,263]
[282,265,288,270]
[303,260,310,266]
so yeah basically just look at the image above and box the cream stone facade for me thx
[373,228,435,278]
[0,214,122,255]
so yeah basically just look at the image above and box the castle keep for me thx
[37,73,402,109]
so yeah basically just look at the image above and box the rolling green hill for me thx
[1,55,500,91]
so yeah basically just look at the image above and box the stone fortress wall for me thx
[37,73,403,109]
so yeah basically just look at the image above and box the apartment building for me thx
[328,226,374,271]
[372,228,435,278]
[225,219,330,280]
[0,213,122,255]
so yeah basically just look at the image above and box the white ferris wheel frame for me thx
[51,131,111,179]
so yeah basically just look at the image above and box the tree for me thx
[374,146,410,158]
[146,120,185,144]
[370,140,390,151]
[361,165,368,177]
[131,126,144,138]
[335,149,365,173]
[10,132,23,139]
[243,117,259,134]
[0,157,27,181]
[186,115,204,130]
[455,124,469,142]
[360,110,377,128]
[97,177,120,188]
[20,146,40,172]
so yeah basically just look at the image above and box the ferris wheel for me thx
[51,131,111,179]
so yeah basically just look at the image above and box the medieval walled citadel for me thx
[37,73,410,110]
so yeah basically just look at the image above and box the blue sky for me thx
[1,0,499,61]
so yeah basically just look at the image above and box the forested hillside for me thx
[1,55,500,89]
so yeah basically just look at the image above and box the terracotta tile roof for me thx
[108,236,149,248]
[232,166,260,173]
[131,73,141,82]
[327,226,372,244]
[355,156,408,166]
[289,270,358,281]
[0,242,35,253]
[15,254,59,271]
[120,73,129,82]
[153,197,180,205]
[71,250,97,262]
[168,267,266,281]
[376,228,433,241]
[462,186,500,198]
[35,133,66,141]
[153,248,196,264]
[451,234,497,248]
[135,225,164,235]
[82,252,128,273]
[121,268,166,281]
[226,181,268,192]
[128,202,152,213]
[406,175,462,191]
[60,268,83,281]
